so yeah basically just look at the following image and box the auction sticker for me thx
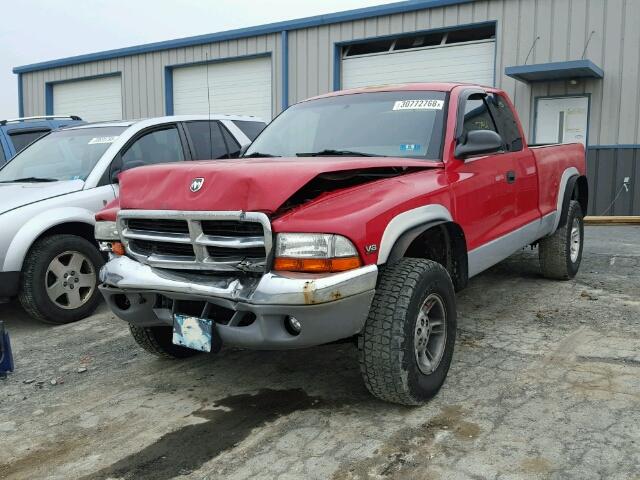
[392,99,444,111]
[88,136,118,145]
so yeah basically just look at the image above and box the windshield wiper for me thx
[296,149,383,157]
[0,177,58,183]
[242,152,281,158]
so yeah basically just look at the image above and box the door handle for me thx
[506,170,516,183]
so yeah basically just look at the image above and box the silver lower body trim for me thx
[467,212,556,278]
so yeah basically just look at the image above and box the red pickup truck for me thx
[95,83,587,405]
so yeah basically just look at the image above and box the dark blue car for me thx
[0,115,85,165]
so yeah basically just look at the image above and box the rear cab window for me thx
[232,120,265,141]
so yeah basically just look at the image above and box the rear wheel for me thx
[19,235,104,324]
[129,325,199,359]
[358,258,457,405]
[539,200,584,280]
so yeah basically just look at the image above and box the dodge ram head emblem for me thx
[190,177,205,192]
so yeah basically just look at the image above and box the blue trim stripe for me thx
[587,144,640,150]
[12,0,473,74]
[17,74,24,117]
[332,44,341,91]
[45,83,54,115]
[164,67,174,115]
[505,60,604,83]
[281,30,289,110]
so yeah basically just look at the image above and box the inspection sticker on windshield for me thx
[88,136,118,145]
[392,99,444,111]
[400,144,422,152]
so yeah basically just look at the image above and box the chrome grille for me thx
[117,210,272,272]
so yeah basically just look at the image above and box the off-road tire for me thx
[539,200,584,280]
[19,234,104,324]
[129,325,199,359]
[358,258,457,405]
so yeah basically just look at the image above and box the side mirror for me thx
[110,169,121,184]
[239,144,250,157]
[455,130,503,159]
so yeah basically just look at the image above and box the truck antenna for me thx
[205,52,213,160]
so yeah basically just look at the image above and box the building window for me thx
[343,25,496,58]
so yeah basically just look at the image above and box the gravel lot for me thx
[1,226,638,480]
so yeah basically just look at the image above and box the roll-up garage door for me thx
[342,40,495,89]
[173,56,272,121]
[53,76,123,122]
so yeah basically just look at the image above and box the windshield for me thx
[0,126,126,183]
[245,91,447,160]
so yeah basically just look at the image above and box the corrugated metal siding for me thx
[18,0,640,146]
[586,148,639,216]
[20,34,281,120]
[288,0,640,145]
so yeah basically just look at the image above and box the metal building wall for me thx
[20,33,282,120]
[16,0,640,214]
[288,0,640,146]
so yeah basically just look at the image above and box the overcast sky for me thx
[1,0,398,118]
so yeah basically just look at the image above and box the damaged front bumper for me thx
[99,256,377,349]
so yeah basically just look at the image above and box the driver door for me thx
[449,93,518,263]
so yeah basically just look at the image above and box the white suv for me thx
[0,115,265,323]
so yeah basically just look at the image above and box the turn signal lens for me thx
[273,256,361,273]
[111,242,126,256]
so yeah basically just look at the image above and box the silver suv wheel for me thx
[45,250,96,309]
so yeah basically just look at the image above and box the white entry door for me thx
[535,96,589,145]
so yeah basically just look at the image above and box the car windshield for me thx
[245,91,447,160]
[0,126,126,183]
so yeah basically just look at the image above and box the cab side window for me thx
[121,126,184,170]
[487,94,523,151]
[220,125,242,158]
[184,121,229,160]
[462,97,499,139]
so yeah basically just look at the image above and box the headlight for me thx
[274,233,361,272]
[94,221,119,241]
[94,221,125,255]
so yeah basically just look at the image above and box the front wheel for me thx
[19,234,104,324]
[539,200,584,280]
[358,258,457,405]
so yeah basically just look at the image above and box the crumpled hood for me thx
[0,180,84,215]
[118,157,442,213]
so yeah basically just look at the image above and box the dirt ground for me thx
[0,226,638,480]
